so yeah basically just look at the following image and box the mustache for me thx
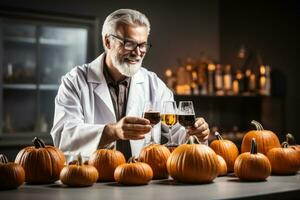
[124,54,142,62]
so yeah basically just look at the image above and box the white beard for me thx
[110,50,143,77]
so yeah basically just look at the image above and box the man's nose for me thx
[132,46,142,56]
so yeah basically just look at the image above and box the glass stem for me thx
[150,127,154,144]
[168,127,172,145]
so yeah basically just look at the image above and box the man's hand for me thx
[187,117,210,142]
[100,116,152,147]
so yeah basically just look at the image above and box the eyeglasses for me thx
[109,34,152,53]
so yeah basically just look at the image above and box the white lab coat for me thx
[50,53,186,158]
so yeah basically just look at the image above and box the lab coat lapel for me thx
[126,69,146,157]
[88,54,116,121]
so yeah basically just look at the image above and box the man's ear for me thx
[104,36,111,49]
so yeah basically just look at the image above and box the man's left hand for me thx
[187,117,210,143]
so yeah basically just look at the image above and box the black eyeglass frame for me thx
[109,34,152,53]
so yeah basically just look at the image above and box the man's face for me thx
[108,24,148,77]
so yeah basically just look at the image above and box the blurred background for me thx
[0,0,299,159]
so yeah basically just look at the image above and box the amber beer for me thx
[161,114,177,127]
[143,111,160,126]
[178,114,195,129]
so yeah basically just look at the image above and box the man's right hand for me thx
[99,116,151,147]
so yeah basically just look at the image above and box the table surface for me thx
[1,173,300,200]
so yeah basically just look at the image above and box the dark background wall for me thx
[0,0,220,78]
[220,0,300,139]
[0,0,299,141]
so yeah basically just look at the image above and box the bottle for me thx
[214,64,224,95]
[223,65,233,95]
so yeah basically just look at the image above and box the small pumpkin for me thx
[0,154,25,189]
[241,120,280,155]
[234,138,271,181]
[15,137,65,184]
[167,136,219,183]
[216,155,227,176]
[60,153,98,187]
[89,148,125,182]
[210,132,239,172]
[114,157,153,185]
[139,144,171,179]
[266,142,299,175]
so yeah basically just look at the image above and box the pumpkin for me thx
[241,120,280,155]
[210,132,239,172]
[15,137,65,184]
[167,136,219,183]
[60,153,98,187]
[234,138,271,181]
[216,155,227,176]
[89,148,125,182]
[114,157,153,185]
[139,144,170,179]
[0,154,25,189]
[266,142,299,175]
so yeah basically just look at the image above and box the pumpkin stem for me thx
[286,133,296,145]
[281,142,289,148]
[251,120,264,131]
[186,135,200,144]
[250,138,257,154]
[77,153,83,165]
[32,137,46,148]
[0,154,9,164]
[215,132,223,140]
[128,156,137,163]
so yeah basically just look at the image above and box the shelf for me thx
[39,84,60,90]
[39,38,73,46]
[3,84,37,90]
[4,36,73,46]
[3,36,36,44]
[3,84,60,91]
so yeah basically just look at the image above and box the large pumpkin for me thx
[0,154,25,189]
[114,157,153,185]
[167,136,219,183]
[241,120,280,155]
[234,138,271,181]
[60,153,98,187]
[89,148,125,182]
[266,142,299,175]
[210,132,239,172]
[15,137,65,184]
[139,144,171,179]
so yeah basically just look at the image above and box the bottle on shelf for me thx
[223,65,233,95]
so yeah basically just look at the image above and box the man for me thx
[50,9,209,160]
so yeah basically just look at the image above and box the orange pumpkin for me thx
[139,144,171,179]
[0,154,25,189]
[167,136,219,183]
[15,137,65,184]
[234,138,271,181]
[60,153,98,187]
[216,155,227,176]
[241,120,280,155]
[210,132,239,172]
[266,142,299,175]
[114,157,153,185]
[89,148,125,182]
